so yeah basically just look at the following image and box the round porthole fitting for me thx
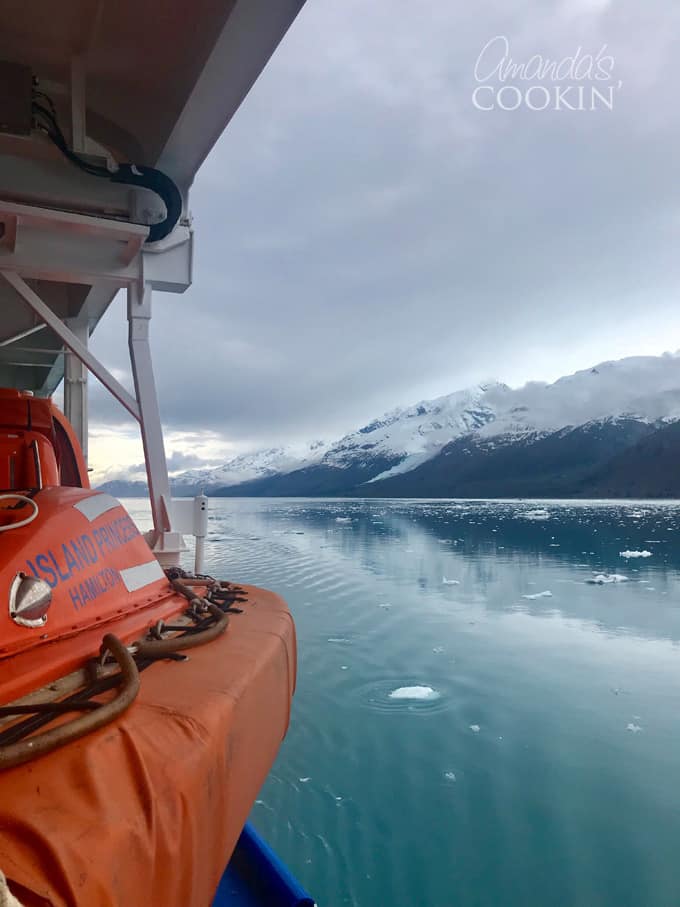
[9,572,52,628]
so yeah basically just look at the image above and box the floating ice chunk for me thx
[442,576,460,585]
[388,685,440,700]
[521,509,550,521]
[432,646,444,654]
[626,723,643,733]
[335,517,351,523]
[587,574,629,584]
[444,771,457,782]
[619,550,652,559]
[340,665,348,670]
[378,602,392,608]
[469,724,481,733]
[522,590,553,600]
[299,777,311,783]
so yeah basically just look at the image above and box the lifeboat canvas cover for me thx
[0,586,296,907]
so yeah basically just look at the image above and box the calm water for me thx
[125,498,680,907]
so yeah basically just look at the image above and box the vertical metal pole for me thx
[193,494,208,574]
[127,281,182,563]
[64,316,89,464]
[70,56,87,154]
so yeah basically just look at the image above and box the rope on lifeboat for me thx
[0,580,246,768]
[0,635,139,772]
[0,495,38,533]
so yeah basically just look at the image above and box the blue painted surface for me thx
[212,823,315,907]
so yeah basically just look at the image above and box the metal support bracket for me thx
[2,271,141,420]
[127,282,184,565]
[0,201,195,566]
[64,313,89,463]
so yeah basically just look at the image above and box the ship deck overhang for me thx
[0,0,306,395]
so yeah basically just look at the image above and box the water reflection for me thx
[205,498,680,644]
[122,498,680,907]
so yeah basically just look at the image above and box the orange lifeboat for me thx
[0,390,297,907]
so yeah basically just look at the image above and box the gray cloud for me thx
[89,0,680,452]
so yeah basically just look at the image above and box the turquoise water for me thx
[127,498,680,907]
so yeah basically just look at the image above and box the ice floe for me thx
[619,549,652,559]
[521,508,550,521]
[388,686,440,701]
[587,573,629,584]
[626,723,643,733]
[444,771,457,782]
[469,724,481,733]
[522,590,553,600]
[442,576,460,585]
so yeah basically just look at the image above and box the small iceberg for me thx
[335,517,351,523]
[522,508,550,521]
[299,777,311,783]
[619,550,652,559]
[469,724,481,733]
[522,590,553,600]
[626,723,643,733]
[444,771,457,782]
[442,576,460,585]
[388,685,440,701]
[587,573,629,584]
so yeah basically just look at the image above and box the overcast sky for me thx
[88,0,680,482]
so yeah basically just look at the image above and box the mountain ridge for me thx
[98,353,680,498]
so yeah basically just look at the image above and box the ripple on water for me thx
[355,678,451,714]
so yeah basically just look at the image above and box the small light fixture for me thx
[9,572,52,628]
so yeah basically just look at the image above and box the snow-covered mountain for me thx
[326,354,680,483]
[171,441,326,490]
[99,353,680,498]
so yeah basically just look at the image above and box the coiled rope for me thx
[0,495,38,533]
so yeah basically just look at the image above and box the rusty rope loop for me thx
[0,634,139,772]
[0,579,234,769]
[135,601,229,657]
